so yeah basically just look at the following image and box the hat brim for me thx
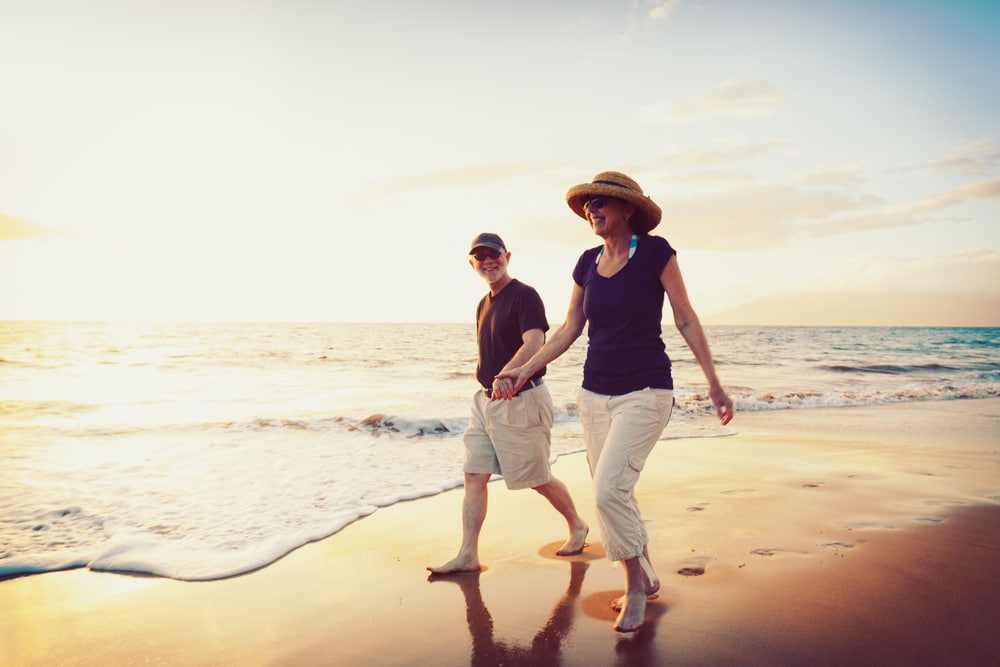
[469,242,505,253]
[566,184,662,233]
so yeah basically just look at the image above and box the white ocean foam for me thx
[87,507,376,581]
[0,419,585,581]
[2,322,997,581]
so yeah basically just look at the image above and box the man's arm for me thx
[490,328,544,400]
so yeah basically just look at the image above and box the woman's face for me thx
[584,196,634,238]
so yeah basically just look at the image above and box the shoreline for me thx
[3,399,999,666]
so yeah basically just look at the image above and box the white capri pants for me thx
[577,386,674,562]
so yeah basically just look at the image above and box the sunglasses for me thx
[583,196,610,211]
[472,248,503,262]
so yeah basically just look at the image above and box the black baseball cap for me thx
[469,232,506,253]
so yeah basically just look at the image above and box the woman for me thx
[496,171,733,633]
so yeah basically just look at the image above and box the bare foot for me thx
[426,555,481,575]
[610,589,659,612]
[555,524,589,556]
[613,590,647,633]
[610,555,660,611]
[639,554,660,597]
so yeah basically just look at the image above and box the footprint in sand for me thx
[844,520,895,531]
[538,541,606,561]
[819,541,856,551]
[686,503,710,512]
[750,548,808,558]
[676,554,713,576]
[801,482,825,488]
[924,499,966,507]
[719,489,755,496]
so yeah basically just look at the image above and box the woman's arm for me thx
[661,256,734,424]
[489,328,545,399]
[494,283,587,398]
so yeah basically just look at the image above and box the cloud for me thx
[663,140,794,168]
[667,175,1000,251]
[821,248,1000,293]
[653,140,997,253]
[707,249,1000,326]
[647,0,682,21]
[664,185,879,250]
[362,161,566,195]
[916,179,1000,210]
[889,138,1000,176]
[707,290,1000,326]
[653,140,797,189]
[643,80,786,122]
[659,170,759,188]
[794,164,865,188]
[0,215,55,241]
[808,178,1000,238]
[921,156,997,175]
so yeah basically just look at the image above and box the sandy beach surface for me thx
[3,399,999,666]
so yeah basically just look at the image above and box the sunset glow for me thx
[2,1,998,325]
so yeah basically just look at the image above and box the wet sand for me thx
[3,399,999,666]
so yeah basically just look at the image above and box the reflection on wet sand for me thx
[429,561,587,666]
[430,559,670,666]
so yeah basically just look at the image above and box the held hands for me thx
[710,385,734,425]
[489,376,513,401]
[492,368,530,400]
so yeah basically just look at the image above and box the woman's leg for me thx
[587,389,673,632]
[591,389,672,561]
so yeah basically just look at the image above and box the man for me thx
[427,233,589,575]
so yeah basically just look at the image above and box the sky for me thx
[2,0,998,326]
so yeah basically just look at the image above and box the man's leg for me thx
[427,472,491,574]
[533,477,589,556]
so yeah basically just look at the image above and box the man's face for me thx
[469,246,509,284]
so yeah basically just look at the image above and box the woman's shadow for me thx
[428,559,589,667]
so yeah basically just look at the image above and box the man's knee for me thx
[465,472,490,489]
[531,480,553,494]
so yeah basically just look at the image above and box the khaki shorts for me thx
[463,383,555,490]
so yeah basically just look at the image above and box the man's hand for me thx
[493,368,530,400]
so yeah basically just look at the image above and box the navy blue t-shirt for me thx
[572,235,676,395]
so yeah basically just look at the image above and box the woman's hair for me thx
[625,201,649,236]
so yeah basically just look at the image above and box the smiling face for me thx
[469,245,511,289]
[584,196,636,238]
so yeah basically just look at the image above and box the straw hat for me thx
[566,171,662,233]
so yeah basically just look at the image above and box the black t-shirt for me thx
[475,279,549,389]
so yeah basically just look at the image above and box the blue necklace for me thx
[596,234,637,265]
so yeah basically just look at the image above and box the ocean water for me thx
[2,322,998,581]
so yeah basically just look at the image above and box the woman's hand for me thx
[710,385,734,425]
[493,367,531,400]
[489,376,513,401]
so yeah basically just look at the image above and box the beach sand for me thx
[3,399,999,666]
